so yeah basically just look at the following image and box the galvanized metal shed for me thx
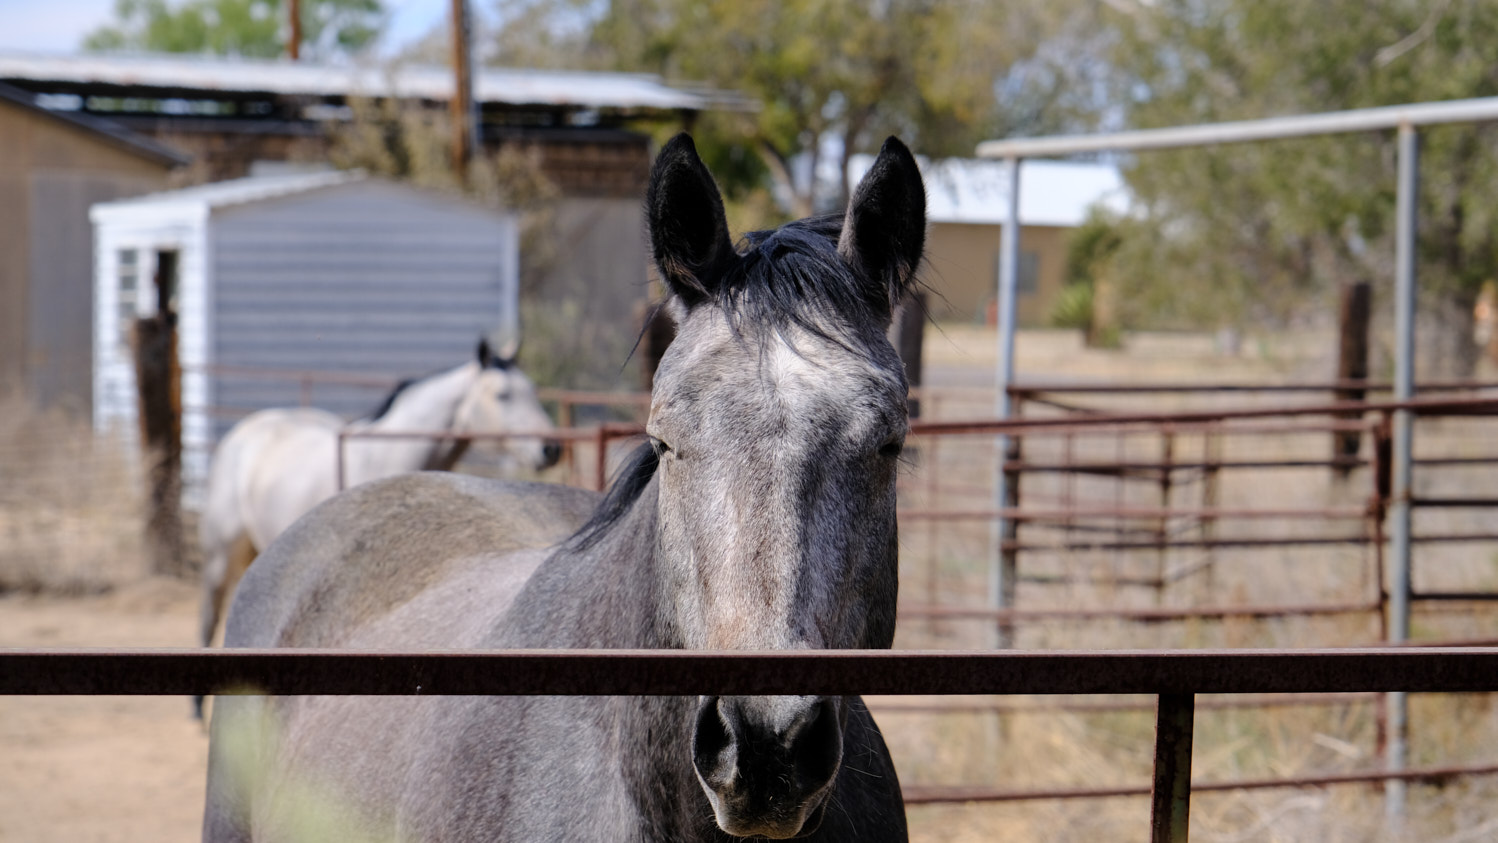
[90,170,520,500]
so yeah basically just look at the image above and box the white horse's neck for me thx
[343,363,477,486]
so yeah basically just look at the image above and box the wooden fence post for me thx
[133,314,185,577]
[638,302,676,394]
[1334,281,1372,476]
[892,292,926,419]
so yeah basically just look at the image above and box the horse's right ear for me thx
[646,134,735,306]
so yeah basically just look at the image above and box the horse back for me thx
[222,471,599,650]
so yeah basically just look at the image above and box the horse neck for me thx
[500,478,721,835]
[504,477,670,650]
[347,364,475,482]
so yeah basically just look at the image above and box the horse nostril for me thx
[693,696,736,786]
[790,698,843,788]
[541,440,562,466]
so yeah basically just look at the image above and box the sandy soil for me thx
[0,578,207,843]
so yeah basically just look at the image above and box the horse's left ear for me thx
[838,137,926,321]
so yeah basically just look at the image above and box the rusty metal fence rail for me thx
[5,647,1498,843]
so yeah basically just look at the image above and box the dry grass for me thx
[0,394,149,594]
[888,324,1498,841]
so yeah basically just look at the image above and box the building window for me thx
[1019,251,1039,294]
[994,250,1040,294]
[118,249,139,347]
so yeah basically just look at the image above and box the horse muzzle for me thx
[692,694,844,839]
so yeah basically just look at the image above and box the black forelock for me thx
[718,215,892,342]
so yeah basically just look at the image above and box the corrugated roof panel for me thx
[91,170,365,218]
[0,50,725,112]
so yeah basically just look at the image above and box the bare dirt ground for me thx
[0,578,206,842]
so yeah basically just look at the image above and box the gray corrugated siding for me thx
[209,180,513,440]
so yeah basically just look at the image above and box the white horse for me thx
[194,340,560,714]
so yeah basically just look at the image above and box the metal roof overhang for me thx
[0,51,744,114]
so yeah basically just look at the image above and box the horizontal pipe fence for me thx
[6,647,1498,843]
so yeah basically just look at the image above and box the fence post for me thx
[132,313,185,577]
[638,302,677,394]
[1333,281,1372,476]
[991,154,1023,650]
[1154,429,1176,604]
[894,291,927,419]
[1150,693,1196,843]
[594,424,611,492]
[924,393,941,640]
[1385,121,1419,823]
[996,398,1023,649]
[1199,424,1222,597]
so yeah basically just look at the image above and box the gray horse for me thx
[192,341,561,719]
[203,133,926,842]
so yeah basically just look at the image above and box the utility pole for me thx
[450,0,478,181]
[287,0,301,60]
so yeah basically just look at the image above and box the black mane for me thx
[362,352,510,422]
[365,376,421,422]
[565,441,661,552]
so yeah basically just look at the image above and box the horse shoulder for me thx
[223,472,599,650]
[208,473,601,841]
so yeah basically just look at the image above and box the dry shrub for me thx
[0,395,148,594]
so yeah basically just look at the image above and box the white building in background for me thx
[847,154,1128,325]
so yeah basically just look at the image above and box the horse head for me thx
[645,134,924,838]
[454,338,562,471]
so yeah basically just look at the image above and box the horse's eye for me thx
[651,436,673,457]
[878,438,904,459]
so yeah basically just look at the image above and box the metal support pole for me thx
[1150,693,1195,843]
[991,154,1022,649]
[1386,121,1419,821]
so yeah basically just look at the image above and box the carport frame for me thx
[976,96,1498,815]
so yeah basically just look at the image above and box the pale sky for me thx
[0,0,453,55]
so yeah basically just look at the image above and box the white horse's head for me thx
[454,339,562,472]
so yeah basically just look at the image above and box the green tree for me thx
[1099,0,1498,372]
[484,0,1108,215]
[84,0,382,59]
